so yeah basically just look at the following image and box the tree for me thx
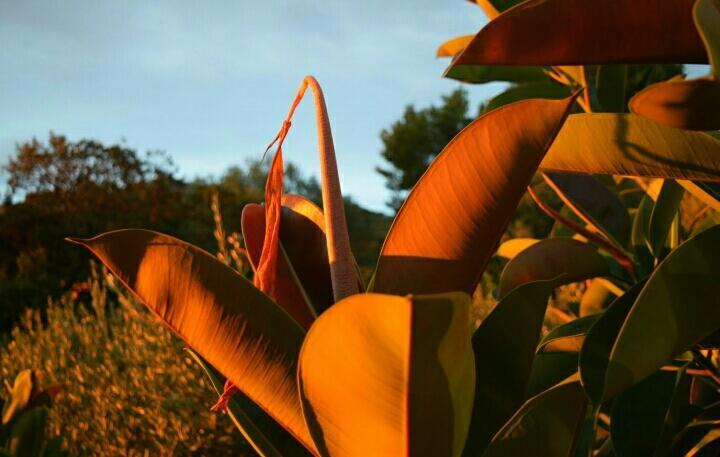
[376,88,473,211]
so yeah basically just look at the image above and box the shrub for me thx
[0,266,251,456]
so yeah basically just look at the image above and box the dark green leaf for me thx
[605,226,720,400]
[482,82,571,114]
[482,377,587,457]
[463,280,554,456]
[648,180,685,257]
[538,314,600,354]
[596,65,628,112]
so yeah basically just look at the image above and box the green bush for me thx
[0,265,251,456]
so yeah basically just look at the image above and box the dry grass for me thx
[0,265,251,456]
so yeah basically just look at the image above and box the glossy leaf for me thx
[579,281,644,406]
[374,96,577,296]
[610,371,678,457]
[495,238,538,259]
[694,0,720,78]
[69,230,316,453]
[526,353,579,398]
[538,314,600,354]
[648,180,685,256]
[243,198,334,322]
[243,203,318,328]
[482,377,587,457]
[436,35,473,57]
[605,226,720,400]
[540,113,720,182]
[629,79,720,131]
[482,82,571,114]
[299,292,475,457]
[499,238,609,298]
[444,64,548,84]
[454,0,707,67]
[464,280,554,456]
[596,65,628,112]
[185,349,286,457]
[543,172,631,248]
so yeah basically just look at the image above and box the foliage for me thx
[0,267,252,456]
[0,135,389,329]
[67,1,720,457]
[0,370,66,456]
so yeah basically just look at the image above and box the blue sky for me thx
[0,0,506,212]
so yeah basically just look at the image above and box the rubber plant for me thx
[438,0,720,455]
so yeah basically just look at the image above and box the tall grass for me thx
[0,265,251,456]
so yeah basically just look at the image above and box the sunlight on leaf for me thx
[629,79,720,131]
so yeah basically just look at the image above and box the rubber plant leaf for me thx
[185,348,286,457]
[578,281,644,406]
[373,95,578,296]
[481,82,572,114]
[454,0,708,67]
[482,376,587,457]
[537,314,601,354]
[498,238,610,298]
[543,172,631,248]
[647,179,685,257]
[463,280,554,456]
[540,113,720,182]
[444,64,549,85]
[604,225,720,400]
[67,230,317,454]
[436,35,474,57]
[298,292,475,457]
[242,200,333,327]
[629,79,720,131]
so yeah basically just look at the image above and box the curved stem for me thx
[298,76,359,302]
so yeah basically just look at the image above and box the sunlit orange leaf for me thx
[436,35,474,57]
[629,79,720,131]
[242,204,319,329]
[499,238,609,297]
[454,0,708,67]
[68,230,317,454]
[243,196,335,319]
[298,292,475,457]
[540,113,720,182]
[256,147,285,300]
[373,95,577,296]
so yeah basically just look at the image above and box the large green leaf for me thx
[482,82,571,114]
[298,292,475,457]
[579,281,644,406]
[596,64,628,112]
[482,377,587,457]
[8,407,46,457]
[629,79,720,131]
[605,225,720,400]
[537,314,600,354]
[373,96,576,296]
[543,172,631,248]
[498,238,609,298]
[540,113,720,182]
[647,180,685,257]
[610,371,678,457]
[444,64,548,84]
[694,0,720,78]
[463,280,554,456]
[69,230,316,454]
[454,0,707,67]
